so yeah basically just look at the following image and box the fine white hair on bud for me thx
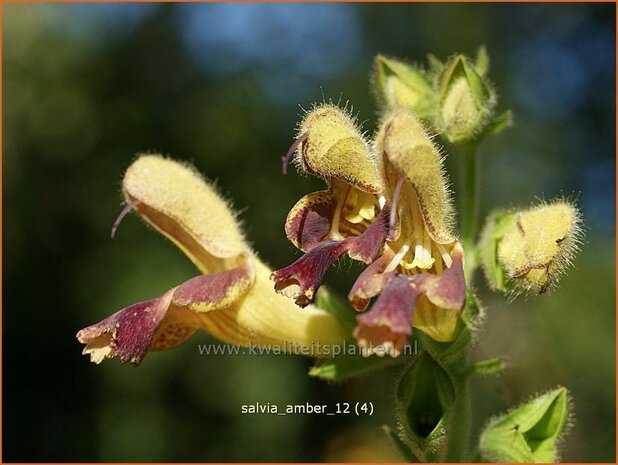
[435,54,496,143]
[481,199,584,296]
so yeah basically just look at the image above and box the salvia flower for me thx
[274,105,467,356]
[274,104,389,306]
[480,199,583,295]
[352,108,466,353]
[77,155,348,366]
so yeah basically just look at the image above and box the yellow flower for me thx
[274,104,467,356]
[350,108,467,352]
[273,104,389,305]
[76,155,348,365]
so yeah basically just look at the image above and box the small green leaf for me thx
[475,45,490,77]
[479,387,571,463]
[309,353,401,381]
[427,53,445,74]
[465,357,505,377]
[485,110,513,135]
[478,211,517,292]
[396,352,457,460]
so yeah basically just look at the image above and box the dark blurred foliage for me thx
[3,3,615,462]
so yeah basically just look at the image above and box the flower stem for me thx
[444,141,481,462]
[460,142,480,282]
[444,373,471,462]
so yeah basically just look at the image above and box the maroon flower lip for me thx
[271,240,349,307]
[354,274,421,357]
[271,206,389,307]
[348,252,393,311]
[284,190,335,252]
[77,291,175,366]
[77,264,253,366]
[352,244,466,355]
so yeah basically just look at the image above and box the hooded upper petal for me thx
[376,108,455,245]
[123,154,248,274]
[295,104,384,194]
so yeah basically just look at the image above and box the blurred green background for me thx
[3,2,615,462]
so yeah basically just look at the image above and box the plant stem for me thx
[382,425,421,463]
[444,373,471,462]
[460,142,480,282]
[444,142,481,461]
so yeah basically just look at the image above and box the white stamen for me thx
[435,242,453,268]
[384,243,411,273]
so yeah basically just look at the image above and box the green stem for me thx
[444,142,481,461]
[382,425,421,463]
[444,360,471,462]
[461,142,480,282]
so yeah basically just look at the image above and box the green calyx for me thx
[373,55,434,118]
[435,52,496,143]
[479,387,571,463]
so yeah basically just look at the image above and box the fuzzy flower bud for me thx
[435,54,495,143]
[373,55,433,118]
[480,200,583,295]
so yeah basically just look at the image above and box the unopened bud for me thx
[435,54,495,143]
[479,387,570,462]
[373,55,433,118]
[480,200,583,295]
